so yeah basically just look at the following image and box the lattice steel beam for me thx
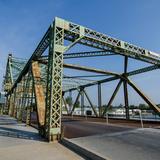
[45,20,64,141]
[59,17,160,64]
[64,50,116,59]
[38,50,115,61]
[7,27,50,95]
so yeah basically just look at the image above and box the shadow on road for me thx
[0,126,45,141]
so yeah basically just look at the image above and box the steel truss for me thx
[3,17,160,142]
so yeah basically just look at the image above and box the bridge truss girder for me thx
[3,17,160,142]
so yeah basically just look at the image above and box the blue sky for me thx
[0,0,160,106]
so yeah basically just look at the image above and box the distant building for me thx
[107,108,133,116]
[72,107,93,116]
[62,104,98,116]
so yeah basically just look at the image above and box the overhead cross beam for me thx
[62,17,160,64]
[65,64,160,92]
[40,50,116,59]
[63,63,120,76]
[37,60,120,77]
[64,50,116,58]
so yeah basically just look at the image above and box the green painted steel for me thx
[45,20,64,141]
[3,17,160,142]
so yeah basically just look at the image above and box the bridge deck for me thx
[67,124,160,160]
[0,115,83,160]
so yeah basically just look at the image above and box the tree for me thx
[75,100,80,108]
[130,105,137,109]
[118,104,123,108]
[65,96,73,106]
[139,103,149,110]
[101,104,113,112]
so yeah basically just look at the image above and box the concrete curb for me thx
[61,138,106,160]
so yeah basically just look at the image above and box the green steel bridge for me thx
[2,17,160,142]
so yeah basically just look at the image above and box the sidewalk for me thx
[0,115,83,160]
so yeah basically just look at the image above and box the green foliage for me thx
[101,104,113,112]
[65,96,73,106]
[75,100,80,108]
[130,105,137,109]
[118,104,123,108]
[138,103,149,110]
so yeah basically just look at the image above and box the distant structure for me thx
[2,17,160,142]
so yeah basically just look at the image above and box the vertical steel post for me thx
[69,90,72,113]
[45,18,64,141]
[20,75,28,122]
[8,94,12,116]
[62,96,69,114]
[123,56,129,120]
[16,83,22,121]
[17,79,25,122]
[26,77,32,126]
[15,85,19,119]
[81,88,85,116]
[17,84,22,120]
[9,93,14,117]
[98,83,102,117]
[13,87,17,118]
[32,61,46,135]
[30,85,34,124]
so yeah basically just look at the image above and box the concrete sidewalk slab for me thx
[0,115,83,160]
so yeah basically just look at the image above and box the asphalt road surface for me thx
[63,119,134,138]
[69,128,160,160]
